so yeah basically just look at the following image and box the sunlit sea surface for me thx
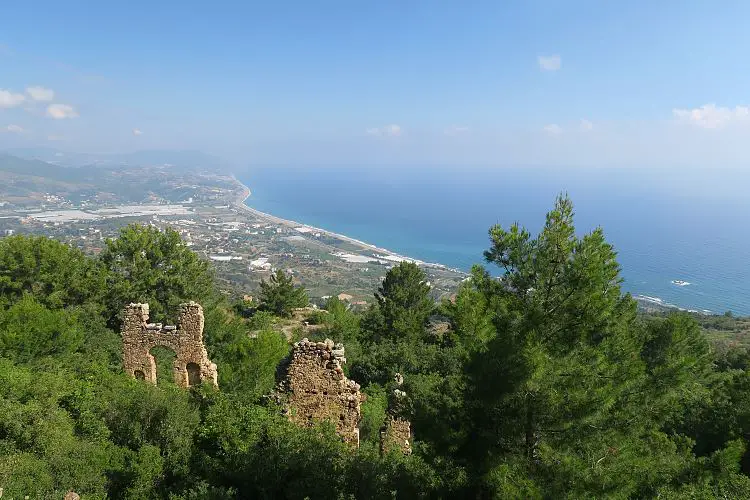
[240,165,750,315]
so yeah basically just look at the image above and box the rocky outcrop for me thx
[121,302,218,388]
[277,338,362,446]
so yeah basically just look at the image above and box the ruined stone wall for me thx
[278,338,362,446]
[121,302,218,388]
[379,375,413,455]
[380,417,412,455]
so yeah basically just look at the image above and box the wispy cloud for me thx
[0,89,26,108]
[538,55,562,71]
[384,124,401,136]
[580,119,594,131]
[1,44,106,84]
[132,128,143,136]
[366,124,402,136]
[444,125,469,136]
[26,86,55,102]
[53,61,107,84]
[672,104,750,129]
[543,124,562,135]
[3,124,25,133]
[46,103,79,119]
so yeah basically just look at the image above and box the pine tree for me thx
[373,261,434,342]
[0,235,105,310]
[258,268,308,317]
[100,224,217,325]
[467,194,689,496]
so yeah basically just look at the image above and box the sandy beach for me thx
[230,175,461,273]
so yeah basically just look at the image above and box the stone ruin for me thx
[277,338,362,446]
[380,416,412,455]
[379,373,413,455]
[120,301,408,451]
[121,302,218,388]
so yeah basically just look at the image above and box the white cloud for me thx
[538,55,562,71]
[46,103,79,119]
[672,104,750,129]
[3,124,25,133]
[0,89,26,108]
[543,124,562,135]
[384,124,401,136]
[132,128,143,136]
[366,124,402,136]
[444,125,469,136]
[26,86,55,102]
[580,119,594,131]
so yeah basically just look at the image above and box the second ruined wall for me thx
[278,338,362,446]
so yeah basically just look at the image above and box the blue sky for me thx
[1,0,750,167]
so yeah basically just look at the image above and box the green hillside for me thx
[0,153,101,182]
[1,197,750,498]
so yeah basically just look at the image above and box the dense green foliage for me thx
[100,224,218,325]
[372,261,434,342]
[2,198,750,498]
[258,268,309,317]
[0,235,105,310]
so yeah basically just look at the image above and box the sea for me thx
[239,165,750,316]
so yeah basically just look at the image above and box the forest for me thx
[1,195,750,499]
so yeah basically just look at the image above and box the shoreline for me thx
[229,175,466,275]
[633,294,712,316]
[227,175,724,316]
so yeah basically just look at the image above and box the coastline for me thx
[229,175,466,275]
[227,175,719,316]
[633,294,712,315]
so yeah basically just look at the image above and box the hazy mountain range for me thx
[2,148,230,171]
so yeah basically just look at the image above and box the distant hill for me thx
[4,148,230,172]
[0,153,99,183]
[117,150,231,171]
[0,152,237,206]
[4,148,116,167]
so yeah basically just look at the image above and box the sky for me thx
[1,0,750,168]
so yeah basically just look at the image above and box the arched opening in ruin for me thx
[186,362,201,386]
[134,370,145,380]
[150,346,177,386]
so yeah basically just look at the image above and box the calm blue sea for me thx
[239,166,750,316]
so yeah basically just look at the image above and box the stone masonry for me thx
[121,302,218,388]
[379,373,413,455]
[278,338,362,446]
[380,416,412,455]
